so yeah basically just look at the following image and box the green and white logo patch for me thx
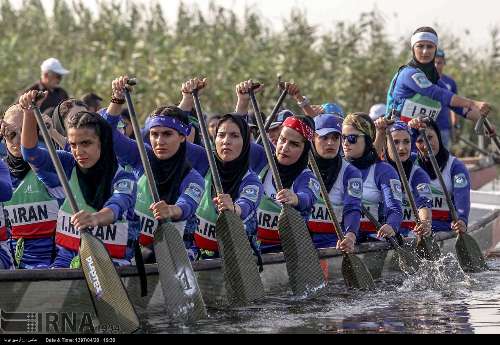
[309,178,321,199]
[113,179,134,195]
[347,178,363,198]
[390,179,403,201]
[453,173,468,189]
[185,183,203,204]
[411,72,432,89]
[416,183,431,196]
[241,185,260,203]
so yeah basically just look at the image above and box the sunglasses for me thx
[341,133,365,144]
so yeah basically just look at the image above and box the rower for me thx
[0,149,13,269]
[193,111,264,260]
[381,120,433,238]
[385,27,491,130]
[254,113,321,253]
[411,119,471,234]
[307,114,362,253]
[2,104,59,269]
[342,113,403,243]
[103,76,205,262]
[20,90,140,268]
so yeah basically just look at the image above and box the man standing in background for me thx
[24,57,70,112]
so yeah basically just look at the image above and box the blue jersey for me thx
[435,74,463,130]
[386,66,464,123]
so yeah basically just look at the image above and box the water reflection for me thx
[142,258,500,334]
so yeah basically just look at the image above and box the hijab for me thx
[214,114,251,201]
[416,119,449,180]
[343,113,379,170]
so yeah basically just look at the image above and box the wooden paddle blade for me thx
[416,235,441,261]
[153,222,207,322]
[341,253,376,290]
[455,232,488,272]
[216,210,265,306]
[278,205,326,296]
[79,232,140,334]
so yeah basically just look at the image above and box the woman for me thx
[103,77,205,261]
[308,114,362,252]
[0,141,12,269]
[386,26,490,126]
[1,104,59,269]
[194,113,264,259]
[255,114,321,253]
[342,113,403,242]
[20,90,139,268]
[382,120,433,238]
[411,119,470,234]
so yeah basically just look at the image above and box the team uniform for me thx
[0,161,13,269]
[307,160,363,248]
[21,145,140,268]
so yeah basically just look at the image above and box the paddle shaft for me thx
[484,118,500,152]
[385,128,420,222]
[458,136,494,157]
[123,89,162,204]
[191,90,225,195]
[248,89,285,191]
[307,153,345,241]
[419,129,459,222]
[360,203,400,248]
[255,87,288,144]
[32,99,79,214]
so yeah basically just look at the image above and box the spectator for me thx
[81,92,103,112]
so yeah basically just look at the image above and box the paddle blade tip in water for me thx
[456,233,489,273]
[342,253,376,290]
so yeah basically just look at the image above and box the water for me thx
[141,256,500,334]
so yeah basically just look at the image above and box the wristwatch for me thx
[297,96,310,108]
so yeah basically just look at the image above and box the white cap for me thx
[369,103,386,121]
[40,58,70,75]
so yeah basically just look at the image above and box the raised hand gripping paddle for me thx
[123,81,207,322]
[255,82,288,145]
[31,92,140,334]
[308,153,375,290]
[248,85,326,296]
[360,204,421,275]
[419,128,488,272]
[385,123,440,261]
[191,87,265,306]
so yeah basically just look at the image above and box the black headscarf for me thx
[407,29,440,84]
[313,148,342,192]
[346,137,379,171]
[151,141,191,205]
[276,116,314,189]
[6,150,31,180]
[72,112,118,211]
[343,113,380,170]
[417,120,449,180]
[214,114,251,201]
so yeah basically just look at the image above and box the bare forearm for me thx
[235,99,249,114]
[93,208,116,226]
[418,207,432,222]
[21,110,39,149]
[178,95,194,112]
[374,130,386,157]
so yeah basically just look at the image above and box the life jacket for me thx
[3,170,58,239]
[360,165,382,232]
[194,172,220,252]
[429,156,455,222]
[55,169,129,258]
[307,160,348,234]
[135,175,186,247]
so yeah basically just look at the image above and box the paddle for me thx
[385,123,441,261]
[255,83,288,145]
[419,127,488,272]
[248,85,326,296]
[31,92,140,334]
[360,204,421,275]
[308,153,375,290]
[123,83,208,322]
[475,116,500,153]
[191,88,265,306]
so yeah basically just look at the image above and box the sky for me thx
[14,0,500,49]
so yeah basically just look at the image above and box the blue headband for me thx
[145,115,191,136]
[390,121,411,135]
